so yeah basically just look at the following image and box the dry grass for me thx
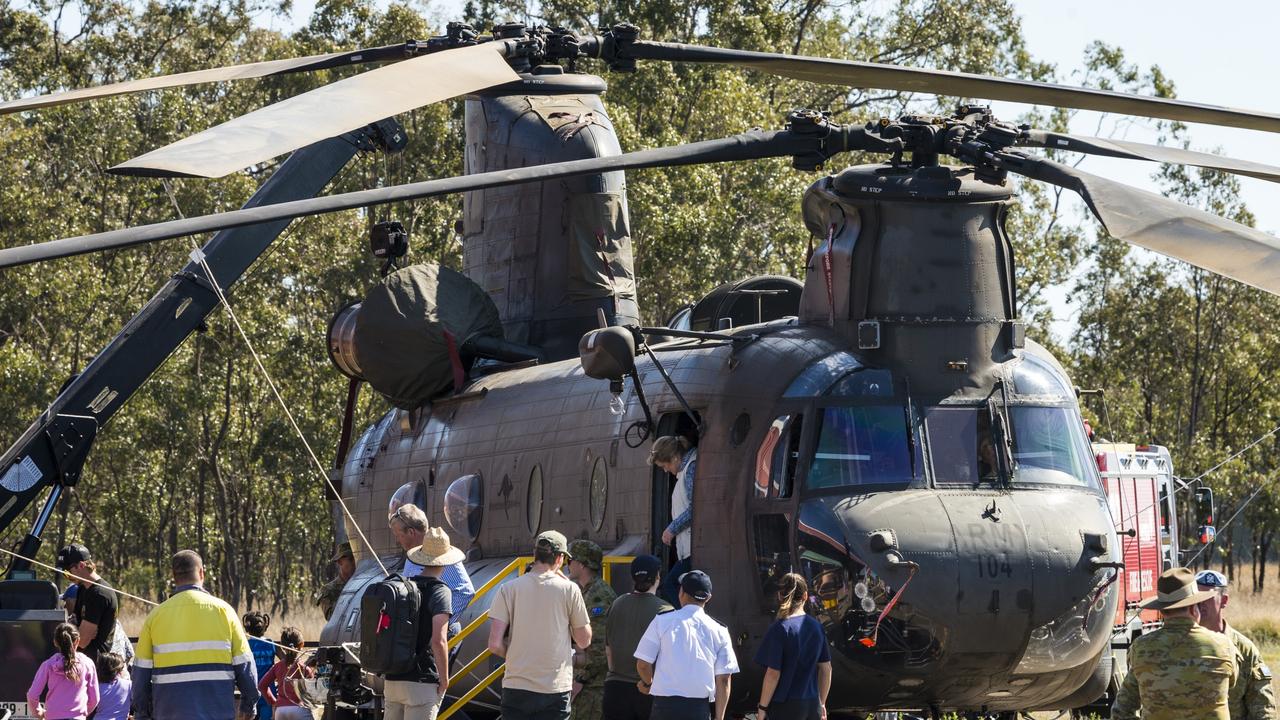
[118,598,329,642]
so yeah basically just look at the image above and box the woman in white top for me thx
[649,435,698,607]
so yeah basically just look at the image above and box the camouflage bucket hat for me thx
[568,540,603,571]
[330,541,353,562]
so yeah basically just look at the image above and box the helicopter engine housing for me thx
[800,164,1019,402]
[462,69,641,361]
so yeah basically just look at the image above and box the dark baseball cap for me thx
[56,543,92,571]
[680,569,713,601]
[630,555,661,581]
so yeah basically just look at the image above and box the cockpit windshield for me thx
[925,403,1099,488]
[1009,406,1095,487]
[805,405,914,489]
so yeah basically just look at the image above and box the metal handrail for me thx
[437,553,634,720]
[443,665,506,718]
[447,556,530,651]
[602,555,635,585]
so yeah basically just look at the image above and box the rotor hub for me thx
[829,163,1014,203]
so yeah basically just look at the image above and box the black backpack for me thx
[359,573,421,675]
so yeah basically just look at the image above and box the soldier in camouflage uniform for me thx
[315,541,354,619]
[1196,570,1277,720]
[568,539,617,720]
[1112,567,1237,720]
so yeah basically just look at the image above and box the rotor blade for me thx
[111,43,519,178]
[626,41,1280,134]
[1019,130,1280,183]
[0,130,799,268]
[0,45,409,116]
[1009,153,1280,295]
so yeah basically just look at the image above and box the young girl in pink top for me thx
[27,622,99,720]
[257,626,316,720]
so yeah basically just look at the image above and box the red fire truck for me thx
[1087,442,1215,716]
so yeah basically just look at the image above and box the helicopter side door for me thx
[747,407,808,615]
[650,412,702,567]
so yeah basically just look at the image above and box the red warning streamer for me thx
[860,564,918,649]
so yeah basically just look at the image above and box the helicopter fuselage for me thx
[322,320,1119,714]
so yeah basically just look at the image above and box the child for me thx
[257,626,315,720]
[244,611,275,720]
[93,652,132,720]
[27,622,99,720]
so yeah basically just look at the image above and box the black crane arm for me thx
[0,119,405,577]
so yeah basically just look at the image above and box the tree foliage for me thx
[2,0,1275,610]
[1067,45,1280,587]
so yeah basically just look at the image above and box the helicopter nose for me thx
[831,491,1038,664]
[804,487,1118,705]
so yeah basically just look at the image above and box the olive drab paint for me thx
[320,161,1121,716]
[461,70,640,361]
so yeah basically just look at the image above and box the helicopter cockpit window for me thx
[752,514,793,613]
[826,368,894,397]
[806,406,913,489]
[1009,406,1096,488]
[924,406,986,484]
[1012,354,1074,399]
[444,473,484,546]
[783,352,860,397]
[755,414,803,499]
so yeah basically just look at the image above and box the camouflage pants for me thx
[572,685,604,720]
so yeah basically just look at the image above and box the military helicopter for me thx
[5,20,1280,720]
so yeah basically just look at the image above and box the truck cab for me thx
[1094,442,1180,638]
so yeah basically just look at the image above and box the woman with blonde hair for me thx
[648,435,698,606]
[753,574,832,720]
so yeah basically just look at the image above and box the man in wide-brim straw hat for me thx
[1112,567,1239,720]
[385,526,465,720]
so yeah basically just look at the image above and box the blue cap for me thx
[1195,570,1229,588]
[680,569,713,601]
[61,584,79,600]
[630,555,661,581]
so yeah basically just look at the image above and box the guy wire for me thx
[161,179,389,577]
[0,545,308,657]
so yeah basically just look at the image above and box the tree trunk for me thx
[1259,529,1272,593]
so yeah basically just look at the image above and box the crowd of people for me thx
[22,435,1274,720]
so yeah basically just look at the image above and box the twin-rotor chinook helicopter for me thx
[6,18,1280,720]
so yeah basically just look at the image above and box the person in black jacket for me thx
[384,526,462,720]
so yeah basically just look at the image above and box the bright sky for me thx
[997,1,1280,339]
[274,0,1280,338]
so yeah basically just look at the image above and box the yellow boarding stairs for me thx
[439,555,634,719]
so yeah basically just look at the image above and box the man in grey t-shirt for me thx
[603,555,672,720]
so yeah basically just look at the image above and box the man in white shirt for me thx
[634,570,739,720]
